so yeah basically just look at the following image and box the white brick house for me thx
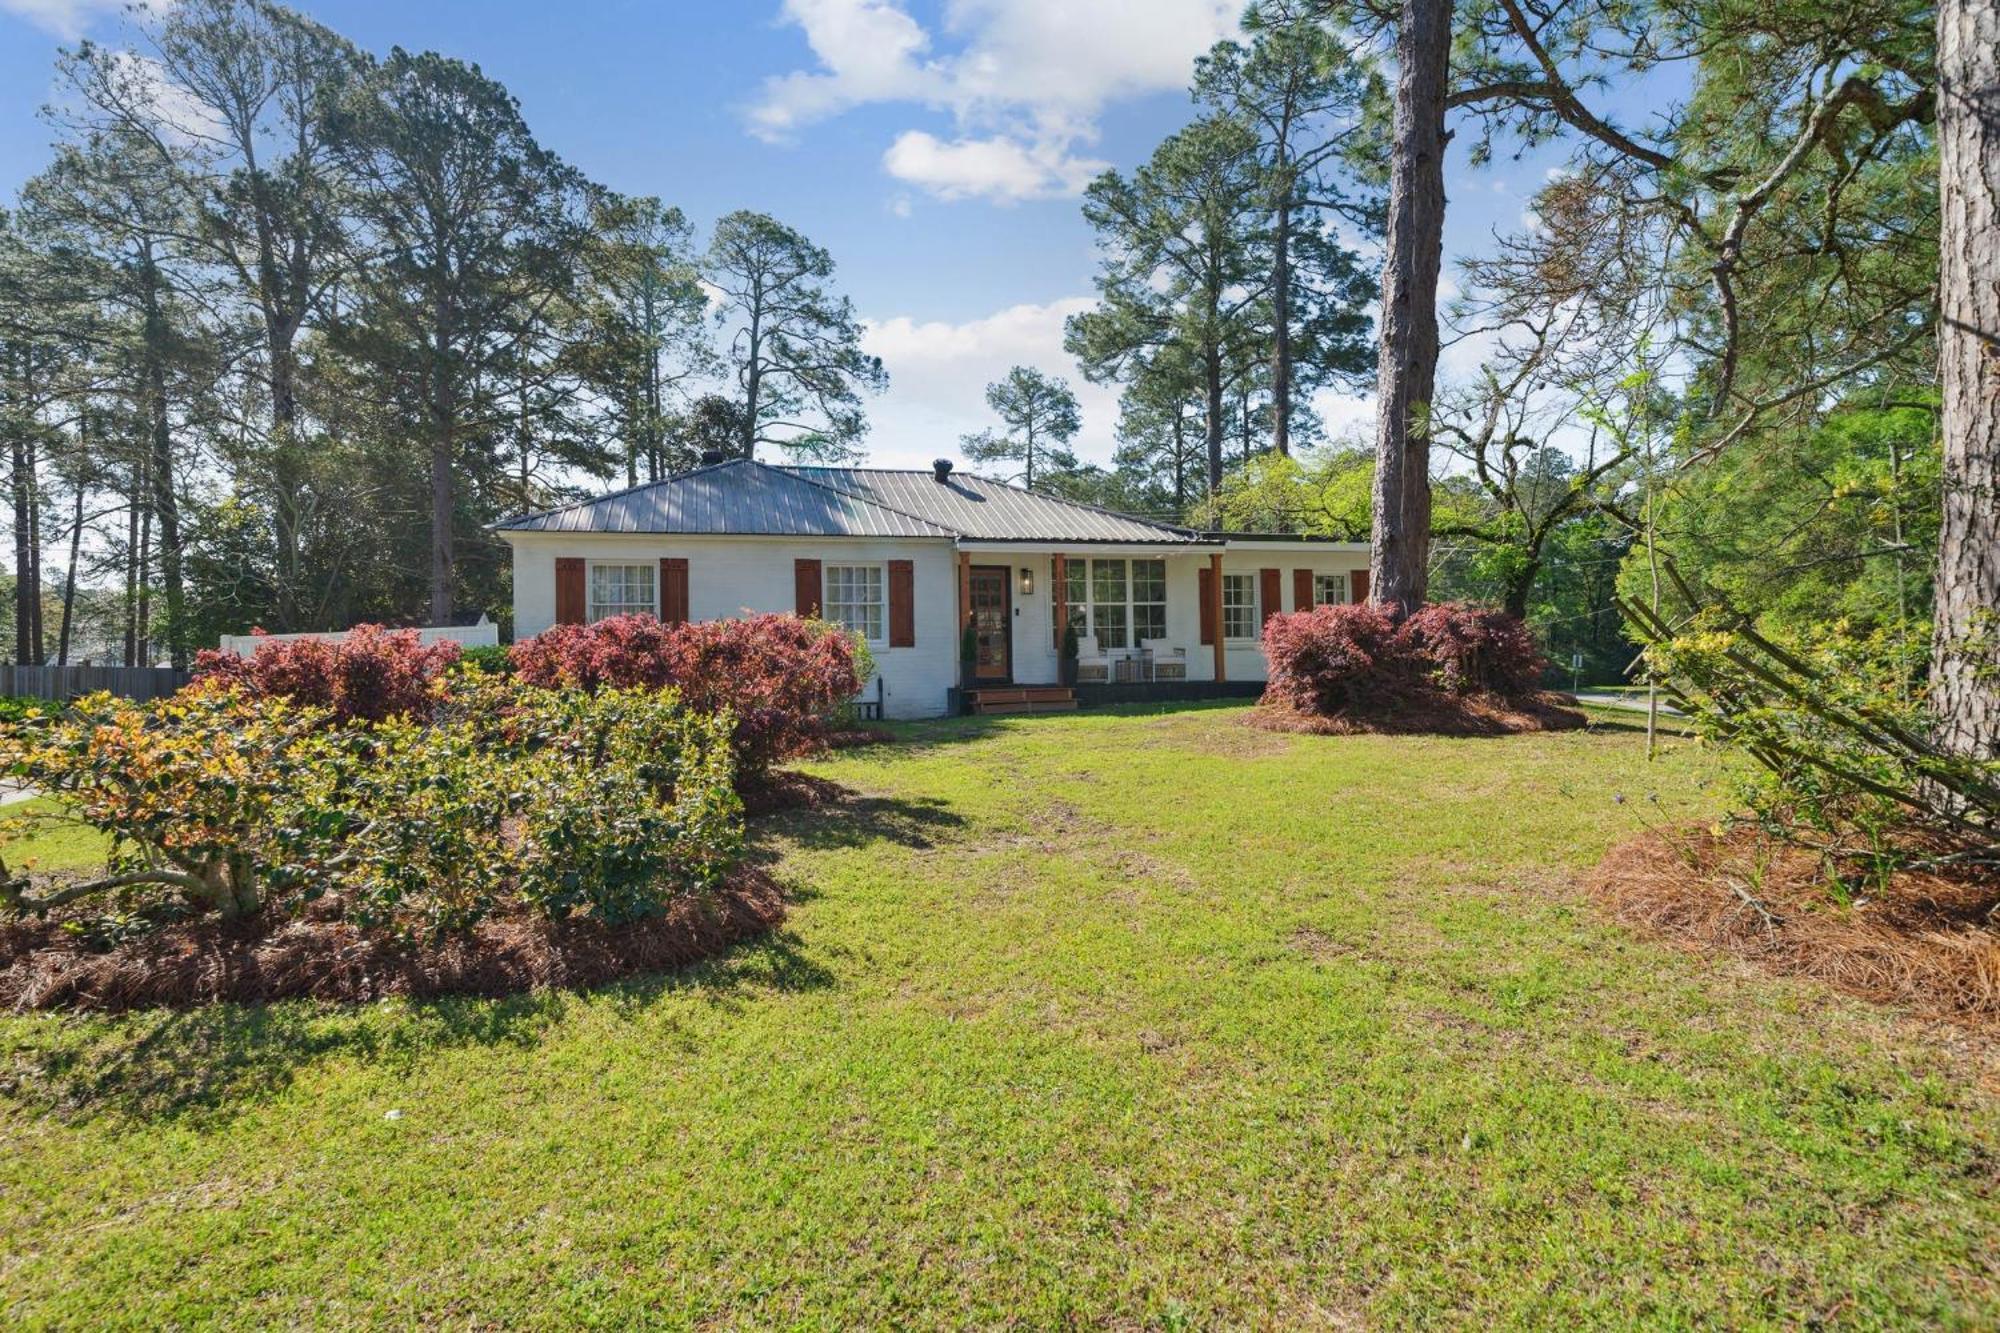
[495,458,1368,719]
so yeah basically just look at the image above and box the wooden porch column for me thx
[1208,552,1226,682]
[1052,552,1067,649]
[958,551,972,631]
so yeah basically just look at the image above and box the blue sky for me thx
[0,0,1569,470]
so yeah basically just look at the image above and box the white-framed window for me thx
[589,562,657,622]
[1053,557,1169,651]
[1314,573,1350,607]
[1056,558,1088,640]
[1091,559,1128,650]
[1131,559,1167,643]
[824,563,885,642]
[1222,573,1258,640]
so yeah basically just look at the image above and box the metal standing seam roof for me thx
[491,460,957,538]
[493,459,1208,544]
[789,467,1204,544]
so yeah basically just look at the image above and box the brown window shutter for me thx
[660,557,689,624]
[1198,566,1216,645]
[887,559,915,647]
[555,557,586,625]
[1259,568,1282,627]
[1350,568,1369,605]
[795,558,822,617]
[1293,568,1313,612]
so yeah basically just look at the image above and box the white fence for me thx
[218,616,499,658]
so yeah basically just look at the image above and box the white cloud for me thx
[1310,390,1376,444]
[749,0,1238,202]
[859,296,1121,467]
[882,130,1105,203]
[745,0,944,142]
[0,0,125,39]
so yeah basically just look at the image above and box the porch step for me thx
[968,685,1078,715]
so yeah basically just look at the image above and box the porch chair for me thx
[1074,635,1110,684]
[1143,639,1188,681]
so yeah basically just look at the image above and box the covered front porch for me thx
[950,538,1371,703]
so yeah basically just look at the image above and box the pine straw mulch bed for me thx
[1590,825,2000,1026]
[0,867,785,1014]
[1246,689,1588,737]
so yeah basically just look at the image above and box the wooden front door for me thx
[969,565,1012,682]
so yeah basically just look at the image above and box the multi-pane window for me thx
[1091,559,1129,650]
[824,564,885,642]
[1131,559,1166,642]
[1053,557,1169,651]
[1222,573,1258,640]
[1314,573,1350,607]
[1058,559,1087,636]
[589,563,656,622]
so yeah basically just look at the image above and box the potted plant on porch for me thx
[1058,624,1080,687]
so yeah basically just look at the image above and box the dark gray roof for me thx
[494,460,1206,544]
[492,460,957,538]
[790,468,1202,544]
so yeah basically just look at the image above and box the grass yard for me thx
[2,702,1995,1327]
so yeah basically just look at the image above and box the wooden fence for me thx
[0,664,191,702]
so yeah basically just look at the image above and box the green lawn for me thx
[0,796,113,876]
[3,703,1995,1327]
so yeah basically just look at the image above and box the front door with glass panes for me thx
[968,565,1012,681]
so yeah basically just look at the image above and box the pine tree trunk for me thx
[1368,0,1450,616]
[57,475,82,665]
[135,479,152,668]
[1205,348,1225,495]
[269,346,303,633]
[9,429,32,667]
[1272,198,1293,457]
[428,304,455,626]
[28,437,44,665]
[740,308,763,461]
[123,466,140,667]
[141,254,186,670]
[1172,410,1188,510]
[1932,0,2000,762]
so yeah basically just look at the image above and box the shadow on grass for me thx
[2,896,836,1129]
[868,697,1257,753]
[748,779,969,853]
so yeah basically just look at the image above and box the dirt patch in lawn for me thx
[0,868,785,1014]
[1246,689,1587,738]
[1590,826,2000,1026]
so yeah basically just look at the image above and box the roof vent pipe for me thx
[932,458,954,483]
[698,449,726,466]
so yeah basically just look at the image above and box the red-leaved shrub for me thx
[1261,601,1546,718]
[506,614,677,692]
[192,624,461,724]
[1396,603,1546,697]
[1261,601,1403,716]
[510,613,863,778]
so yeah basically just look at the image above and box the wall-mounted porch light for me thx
[1019,567,1035,596]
